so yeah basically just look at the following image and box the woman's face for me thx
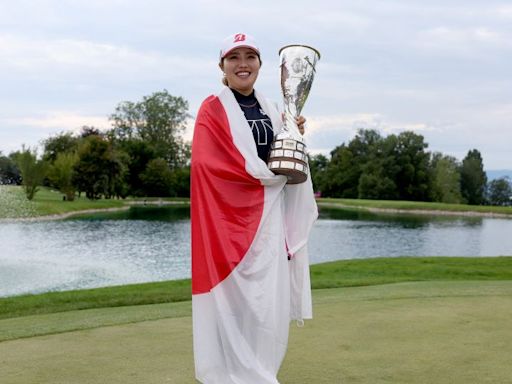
[220,47,261,95]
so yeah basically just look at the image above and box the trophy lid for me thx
[279,44,321,59]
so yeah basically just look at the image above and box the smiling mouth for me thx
[236,71,251,78]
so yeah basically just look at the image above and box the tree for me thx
[358,134,400,200]
[47,152,78,201]
[322,144,359,197]
[392,131,430,201]
[169,166,191,197]
[79,126,103,138]
[308,153,328,194]
[42,132,79,163]
[460,149,487,205]
[12,147,47,200]
[109,90,190,169]
[321,129,384,198]
[72,135,127,199]
[358,170,397,199]
[119,139,157,196]
[140,158,173,197]
[0,153,21,185]
[429,153,462,203]
[487,177,512,206]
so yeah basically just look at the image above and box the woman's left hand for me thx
[296,116,306,135]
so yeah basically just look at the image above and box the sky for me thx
[0,0,511,170]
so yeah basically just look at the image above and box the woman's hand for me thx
[281,114,307,135]
[296,115,306,135]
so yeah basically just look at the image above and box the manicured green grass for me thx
[2,256,511,320]
[2,281,512,383]
[0,185,37,218]
[319,197,512,215]
[0,301,192,342]
[0,185,126,218]
[282,280,512,384]
[32,187,126,215]
[0,279,191,320]
[309,256,512,288]
[0,185,191,219]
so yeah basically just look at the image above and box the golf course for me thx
[1,257,512,383]
[2,0,512,381]
[2,187,512,382]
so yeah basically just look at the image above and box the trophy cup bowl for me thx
[268,44,320,184]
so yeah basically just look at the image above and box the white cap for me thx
[219,33,260,60]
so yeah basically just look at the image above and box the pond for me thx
[1,205,512,297]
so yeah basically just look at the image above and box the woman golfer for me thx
[191,32,317,384]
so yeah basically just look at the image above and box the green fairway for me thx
[282,281,512,383]
[1,255,511,383]
[1,281,511,384]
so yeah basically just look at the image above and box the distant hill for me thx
[486,170,512,181]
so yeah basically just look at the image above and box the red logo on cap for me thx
[234,33,246,43]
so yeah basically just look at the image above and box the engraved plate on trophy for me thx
[268,44,320,184]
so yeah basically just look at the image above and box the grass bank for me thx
[2,185,512,220]
[0,186,189,219]
[0,186,125,219]
[319,197,512,216]
[2,256,512,320]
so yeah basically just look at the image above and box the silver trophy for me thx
[268,45,320,184]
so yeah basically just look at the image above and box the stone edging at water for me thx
[127,200,189,206]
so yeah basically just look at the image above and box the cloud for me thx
[303,112,450,157]
[0,1,510,170]
[416,26,511,56]
[2,111,110,133]
[494,5,512,19]
[0,111,111,154]
[0,111,110,153]
[0,34,214,82]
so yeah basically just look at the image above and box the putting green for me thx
[1,281,511,383]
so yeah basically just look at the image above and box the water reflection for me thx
[311,206,490,264]
[70,205,190,221]
[318,206,484,228]
[1,205,511,297]
[0,207,190,297]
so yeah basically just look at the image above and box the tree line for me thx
[0,90,190,201]
[310,128,511,205]
[1,90,511,206]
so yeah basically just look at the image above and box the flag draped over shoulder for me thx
[191,87,318,384]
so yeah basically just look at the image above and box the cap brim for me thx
[222,45,260,58]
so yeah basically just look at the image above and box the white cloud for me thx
[0,111,111,154]
[307,113,380,133]
[494,5,512,19]
[0,1,510,169]
[0,34,214,81]
[3,112,109,131]
[416,26,511,55]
